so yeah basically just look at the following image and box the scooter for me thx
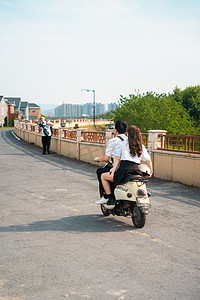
[100,164,151,228]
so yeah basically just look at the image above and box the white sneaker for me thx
[95,197,107,204]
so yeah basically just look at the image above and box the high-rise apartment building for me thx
[55,104,65,118]
[66,104,72,117]
[108,102,117,112]
[72,104,83,117]
[83,103,92,117]
[54,101,110,118]
[95,103,105,115]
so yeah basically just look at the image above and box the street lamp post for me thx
[81,89,95,127]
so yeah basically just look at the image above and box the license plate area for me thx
[136,197,150,205]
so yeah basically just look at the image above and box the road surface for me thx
[0,129,199,300]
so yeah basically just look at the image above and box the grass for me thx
[0,127,14,129]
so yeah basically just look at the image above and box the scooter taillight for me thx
[137,189,146,197]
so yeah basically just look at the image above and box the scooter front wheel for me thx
[132,206,146,228]
[101,204,111,216]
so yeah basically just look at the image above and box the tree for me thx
[114,92,197,135]
[3,116,15,127]
[41,114,47,120]
[3,116,7,127]
[173,85,200,128]
[95,110,115,120]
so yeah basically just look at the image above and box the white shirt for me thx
[41,121,52,137]
[114,139,150,164]
[105,134,127,162]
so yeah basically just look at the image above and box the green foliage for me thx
[114,91,197,135]
[3,116,7,127]
[3,116,15,127]
[9,116,15,127]
[41,114,47,120]
[96,110,115,120]
[173,85,200,127]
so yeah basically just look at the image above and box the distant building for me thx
[55,104,65,118]
[0,96,8,126]
[108,102,117,112]
[29,103,41,120]
[72,104,83,117]
[4,97,41,121]
[95,103,105,115]
[20,101,29,120]
[54,101,109,118]
[66,104,72,117]
[5,97,21,116]
[83,103,92,117]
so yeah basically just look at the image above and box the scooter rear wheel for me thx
[100,204,111,216]
[132,206,146,228]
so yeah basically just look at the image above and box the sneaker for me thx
[107,198,116,205]
[95,197,107,204]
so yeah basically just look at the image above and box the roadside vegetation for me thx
[0,116,15,129]
[112,85,200,135]
[0,127,14,129]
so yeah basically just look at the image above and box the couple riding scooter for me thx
[94,121,153,206]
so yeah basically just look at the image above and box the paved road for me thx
[0,129,199,300]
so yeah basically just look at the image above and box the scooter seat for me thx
[121,174,147,184]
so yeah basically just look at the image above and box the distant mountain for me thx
[39,103,57,110]
[39,104,57,117]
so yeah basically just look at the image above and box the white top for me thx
[105,134,127,161]
[41,121,52,137]
[114,139,150,164]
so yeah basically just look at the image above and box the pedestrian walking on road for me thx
[39,117,53,155]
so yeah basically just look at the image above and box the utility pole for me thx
[81,89,96,127]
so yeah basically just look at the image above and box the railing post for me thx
[105,130,113,146]
[76,129,82,160]
[57,128,62,155]
[147,130,167,157]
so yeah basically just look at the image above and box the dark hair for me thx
[127,125,143,157]
[115,120,127,134]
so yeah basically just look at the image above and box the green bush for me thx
[114,91,198,135]
[3,116,15,127]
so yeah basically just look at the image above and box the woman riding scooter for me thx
[101,125,153,205]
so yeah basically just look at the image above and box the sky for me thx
[0,0,200,106]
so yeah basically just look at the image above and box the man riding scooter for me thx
[94,120,127,204]
[101,125,153,206]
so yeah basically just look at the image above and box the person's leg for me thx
[101,172,115,204]
[96,167,110,197]
[101,172,113,195]
[47,137,51,154]
[42,137,46,154]
[101,172,115,205]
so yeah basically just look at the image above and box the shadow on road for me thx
[0,214,136,233]
[149,178,200,208]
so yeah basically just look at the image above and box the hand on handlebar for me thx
[94,157,100,162]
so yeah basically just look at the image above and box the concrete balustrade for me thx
[14,120,200,187]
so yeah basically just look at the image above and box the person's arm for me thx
[94,154,110,162]
[110,156,120,180]
[94,139,114,162]
[141,145,153,176]
[145,159,153,176]
[46,121,54,126]
[109,140,122,179]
